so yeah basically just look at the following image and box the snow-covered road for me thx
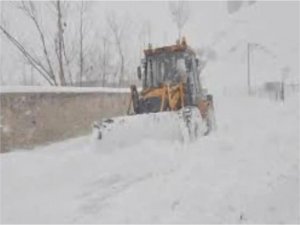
[1,92,299,224]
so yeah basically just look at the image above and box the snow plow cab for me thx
[93,38,215,144]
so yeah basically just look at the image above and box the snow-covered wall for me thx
[0,90,129,152]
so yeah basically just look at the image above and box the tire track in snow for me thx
[72,161,180,223]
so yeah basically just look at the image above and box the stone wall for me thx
[0,91,129,152]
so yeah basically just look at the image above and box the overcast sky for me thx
[87,1,228,46]
[0,1,299,85]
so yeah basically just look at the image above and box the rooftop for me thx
[144,38,195,57]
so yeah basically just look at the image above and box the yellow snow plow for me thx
[93,38,215,145]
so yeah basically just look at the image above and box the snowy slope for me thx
[207,1,299,86]
[1,90,299,224]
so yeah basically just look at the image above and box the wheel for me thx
[130,85,140,113]
[204,104,216,135]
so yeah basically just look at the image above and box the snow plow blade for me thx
[92,107,209,148]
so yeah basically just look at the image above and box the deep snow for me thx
[1,88,299,223]
[1,2,299,222]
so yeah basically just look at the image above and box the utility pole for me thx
[247,42,251,95]
[247,42,277,96]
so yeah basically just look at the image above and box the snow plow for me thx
[93,38,215,145]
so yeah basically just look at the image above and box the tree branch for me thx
[0,25,55,85]
[19,1,57,83]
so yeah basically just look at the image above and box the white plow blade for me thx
[92,107,208,149]
[178,106,208,142]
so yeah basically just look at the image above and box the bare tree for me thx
[50,0,74,85]
[0,26,55,85]
[99,34,111,86]
[78,0,86,86]
[60,0,92,86]
[20,1,57,84]
[169,1,190,40]
[71,0,92,85]
[1,1,134,87]
[0,1,58,85]
[106,12,131,85]
[55,0,66,85]
[0,1,69,85]
[0,0,93,86]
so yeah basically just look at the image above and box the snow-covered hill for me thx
[203,1,298,88]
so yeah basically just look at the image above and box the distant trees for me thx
[56,0,66,86]
[98,33,111,86]
[1,0,138,87]
[88,29,113,87]
[1,1,57,85]
[77,0,90,86]
[106,12,133,86]
[168,1,190,40]
[138,20,152,48]
[0,0,94,86]
[0,1,71,85]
